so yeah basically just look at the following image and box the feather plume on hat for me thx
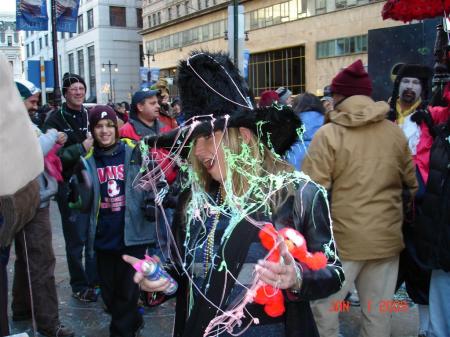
[144,51,301,157]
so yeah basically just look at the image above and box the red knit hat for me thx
[331,60,372,97]
[259,90,280,107]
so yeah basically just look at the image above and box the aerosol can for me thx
[132,255,178,295]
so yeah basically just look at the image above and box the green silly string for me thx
[138,140,150,173]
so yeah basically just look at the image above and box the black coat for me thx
[414,120,450,272]
[43,103,89,179]
[171,180,345,337]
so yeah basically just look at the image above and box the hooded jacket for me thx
[302,95,418,261]
[285,110,325,170]
[79,139,157,256]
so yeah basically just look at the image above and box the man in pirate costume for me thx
[123,51,345,337]
[388,64,436,337]
[44,73,99,302]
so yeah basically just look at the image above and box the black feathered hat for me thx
[178,51,254,120]
[144,51,301,157]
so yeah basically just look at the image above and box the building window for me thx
[87,9,94,29]
[39,37,42,49]
[110,6,126,27]
[248,0,312,29]
[176,4,180,17]
[69,32,74,38]
[168,7,172,20]
[205,0,209,7]
[61,32,65,39]
[45,34,48,46]
[26,44,30,58]
[68,53,75,73]
[136,8,143,28]
[14,32,18,43]
[202,25,210,40]
[298,0,308,14]
[77,14,84,33]
[87,45,96,97]
[197,0,201,10]
[185,1,189,14]
[152,13,157,26]
[335,0,347,9]
[316,35,368,59]
[77,49,84,79]
[147,19,226,53]
[157,12,161,24]
[315,0,326,11]
[7,35,12,46]
[248,46,306,97]
[31,41,35,55]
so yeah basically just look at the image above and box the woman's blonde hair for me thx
[190,127,294,210]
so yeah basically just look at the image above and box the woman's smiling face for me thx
[193,131,227,183]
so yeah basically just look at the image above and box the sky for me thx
[0,0,16,14]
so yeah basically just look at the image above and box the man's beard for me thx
[400,90,418,104]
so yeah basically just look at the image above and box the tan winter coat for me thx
[302,95,417,261]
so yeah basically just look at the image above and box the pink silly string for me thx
[203,224,283,337]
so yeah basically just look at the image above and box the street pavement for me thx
[7,201,419,337]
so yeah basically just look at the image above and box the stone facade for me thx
[141,0,405,96]
[22,0,143,103]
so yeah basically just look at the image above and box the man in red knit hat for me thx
[302,59,418,337]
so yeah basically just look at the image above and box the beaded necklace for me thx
[202,186,223,277]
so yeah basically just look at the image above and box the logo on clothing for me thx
[97,165,124,184]
[101,111,108,119]
[107,180,120,197]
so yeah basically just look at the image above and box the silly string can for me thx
[134,255,178,295]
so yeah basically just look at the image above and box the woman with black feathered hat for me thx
[123,51,344,337]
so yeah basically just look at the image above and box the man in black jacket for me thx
[44,73,98,302]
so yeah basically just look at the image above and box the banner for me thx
[56,0,80,33]
[243,49,250,79]
[140,67,149,83]
[16,0,48,31]
[150,67,160,83]
[28,60,55,89]
[139,67,160,89]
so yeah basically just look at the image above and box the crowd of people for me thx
[0,46,449,337]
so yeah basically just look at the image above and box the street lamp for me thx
[143,49,155,83]
[101,60,118,103]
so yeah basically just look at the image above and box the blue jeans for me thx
[428,269,450,337]
[57,182,97,293]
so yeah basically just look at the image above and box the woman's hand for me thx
[122,255,172,293]
[256,239,302,291]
